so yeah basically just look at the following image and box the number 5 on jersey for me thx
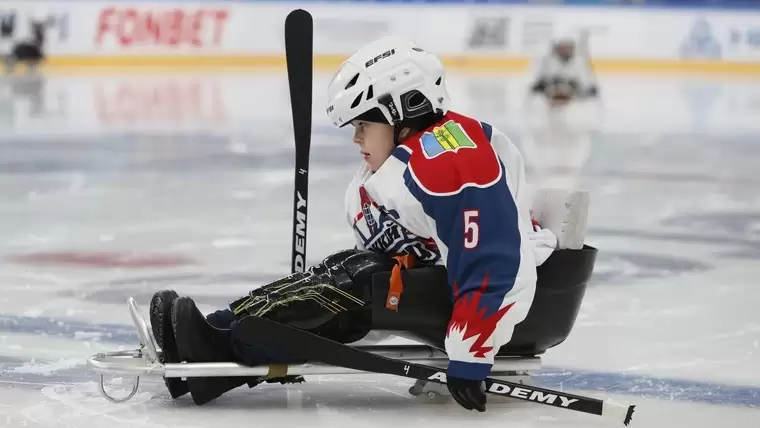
[464,209,479,249]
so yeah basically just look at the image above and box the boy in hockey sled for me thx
[151,36,563,411]
[529,31,599,107]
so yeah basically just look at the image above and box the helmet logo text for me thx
[365,49,396,67]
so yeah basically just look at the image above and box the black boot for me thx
[149,290,189,399]
[172,296,249,405]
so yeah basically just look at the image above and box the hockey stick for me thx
[238,315,635,426]
[285,9,313,274]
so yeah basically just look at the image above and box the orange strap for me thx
[385,254,416,311]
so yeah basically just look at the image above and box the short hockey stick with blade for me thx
[238,315,635,425]
[285,9,313,275]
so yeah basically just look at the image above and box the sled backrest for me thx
[529,187,589,250]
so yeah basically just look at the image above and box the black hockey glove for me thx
[447,376,487,412]
[229,249,397,341]
[530,80,547,93]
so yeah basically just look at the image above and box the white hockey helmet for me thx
[325,36,450,129]
[552,29,578,46]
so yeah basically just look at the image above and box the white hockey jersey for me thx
[344,111,556,381]
[531,52,597,95]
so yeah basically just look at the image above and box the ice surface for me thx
[0,70,759,427]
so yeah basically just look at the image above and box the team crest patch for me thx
[420,120,476,159]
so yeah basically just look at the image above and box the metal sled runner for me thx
[87,297,543,404]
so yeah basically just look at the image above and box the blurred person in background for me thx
[2,7,49,74]
[521,30,601,189]
[528,30,599,108]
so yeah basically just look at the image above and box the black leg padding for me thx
[371,265,452,350]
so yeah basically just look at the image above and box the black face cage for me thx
[376,90,443,145]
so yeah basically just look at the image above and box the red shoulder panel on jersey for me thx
[403,112,502,196]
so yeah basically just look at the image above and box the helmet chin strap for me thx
[377,94,405,145]
[392,124,404,146]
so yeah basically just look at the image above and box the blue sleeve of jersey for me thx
[402,122,522,381]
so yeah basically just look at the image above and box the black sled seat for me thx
[371,187,596,357]
[497,245,596,356]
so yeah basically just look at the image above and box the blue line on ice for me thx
[1,313,758,408]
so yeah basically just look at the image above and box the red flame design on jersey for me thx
[447,272,514,358]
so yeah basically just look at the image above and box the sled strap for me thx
[385,254,417,311]
[267,364,288,379]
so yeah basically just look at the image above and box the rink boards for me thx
[4,1,760,73]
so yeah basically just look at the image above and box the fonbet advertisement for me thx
[94,6,230,51]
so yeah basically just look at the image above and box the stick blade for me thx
[624,405,635,426]
[285,9,313,35]
[602,399,637,426]
[284,8,313,137]
[285,9,313,85]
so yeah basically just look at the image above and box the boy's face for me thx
[351,120,395,172]
[554,41,575,61]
